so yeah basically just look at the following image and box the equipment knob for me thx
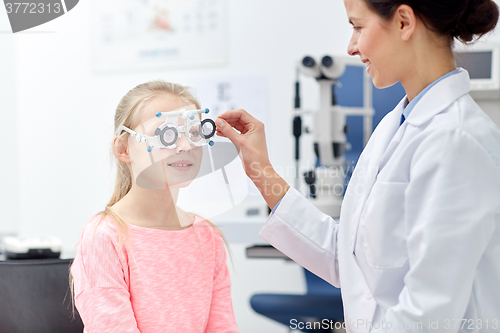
[303,170,317,199]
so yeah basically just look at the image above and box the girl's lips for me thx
[167,160,193,171]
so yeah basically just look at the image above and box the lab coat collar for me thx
[405,68,471,127]
[366,98,406,176]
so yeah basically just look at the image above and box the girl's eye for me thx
[353,26,361,31]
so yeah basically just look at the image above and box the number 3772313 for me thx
[5,2,61,14]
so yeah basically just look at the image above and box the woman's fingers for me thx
[216,109,256,140]
[215,108,272,185]
[218,109,256,126]
[223,120,246,133]
[215,118,243,145]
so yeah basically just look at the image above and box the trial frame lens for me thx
[200,119,216,139]
[155,126,178,147]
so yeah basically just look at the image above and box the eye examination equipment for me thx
[294,55,374,217]
[454,42,500,127]
[3,236,62,259]
[118,102,217,152]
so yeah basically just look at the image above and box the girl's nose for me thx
[175,133,192,153]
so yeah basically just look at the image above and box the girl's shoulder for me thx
[191,217,227,262]
[79,213,121,247]
[82,213,116,231]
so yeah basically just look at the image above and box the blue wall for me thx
[334,66,405,163]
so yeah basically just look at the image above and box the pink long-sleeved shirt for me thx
[71,215,238,333]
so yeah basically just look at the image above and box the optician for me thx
[215,0,500,332]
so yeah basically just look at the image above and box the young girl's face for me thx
[344,0,405,88]
[129,94,203,189]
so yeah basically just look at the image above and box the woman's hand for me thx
[216,109,270,181]
[216,109,290,209]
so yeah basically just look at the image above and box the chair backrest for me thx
[303,268,341,295]
[0,259,84,333]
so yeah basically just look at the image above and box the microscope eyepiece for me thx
[302,56,316,68]
[322,55,334,68]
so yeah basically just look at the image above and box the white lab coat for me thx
[259,69,500,333]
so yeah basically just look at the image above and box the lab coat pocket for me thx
[361,182,408,269]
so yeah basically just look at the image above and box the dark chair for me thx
[250,268,343,332]
[0,258,84,333]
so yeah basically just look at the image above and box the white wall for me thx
[0,10,17,236]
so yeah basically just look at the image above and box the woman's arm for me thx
[259,187,341,287]
[217,110,341,287]
[71,218,141,333]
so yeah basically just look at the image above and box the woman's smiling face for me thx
[344,0,406,89]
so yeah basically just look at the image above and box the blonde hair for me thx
[70,80,232,316]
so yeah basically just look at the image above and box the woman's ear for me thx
[395,4,417,41]
[113,135,131,164]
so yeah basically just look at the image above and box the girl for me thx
[71,81,238,333]
[216,0,500,332]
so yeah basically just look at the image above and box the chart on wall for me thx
[188,76,267,127]
[91,0,228,72]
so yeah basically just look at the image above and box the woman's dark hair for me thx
[363,0,499,43]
